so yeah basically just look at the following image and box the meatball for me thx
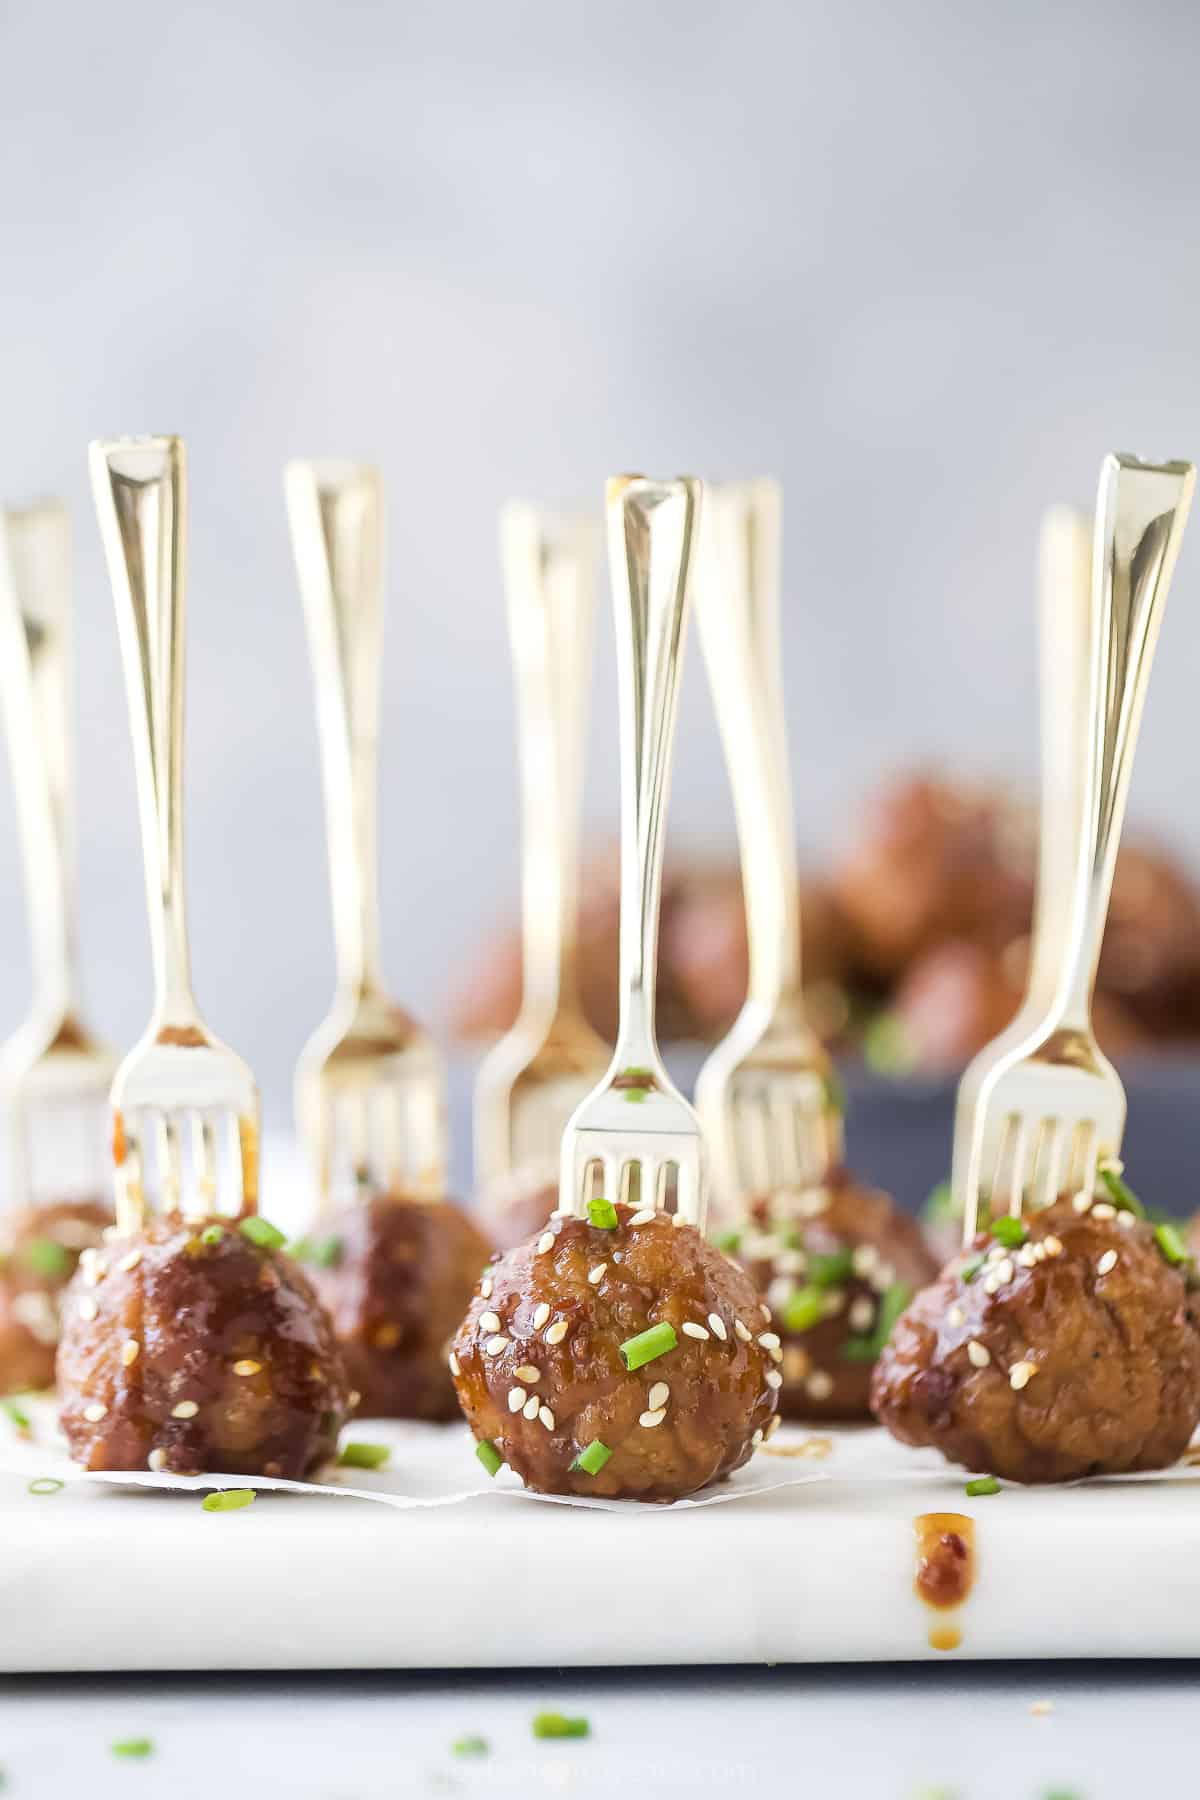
[1099,845,1200,1037]
[451,1204,779,1500]
[731,1175,937,1420]
[57,1215,351,1477]
[475,1169,557,1255]
[871,1195,1200,1482]
[303,1191,492,1420]
[0,1199,111,1394]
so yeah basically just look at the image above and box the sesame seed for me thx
[1117,1211,1135,1229]
[996,1258,1015,1284]
[1009,1360,1037,1391]
[172,1400,199,1419]
[148,1448,167,1472]
[947,1303,965,1328]
[823,1289,846,1317]
[805,1370,833,1400]
[967,1340,991,1367]
[588,1263,607,1285]
[681,1322,710,1341]
[523,1396,539,1420]
[508,1387,527,1412]
[117,1247,142,1272]
[708,1313,728,1341]
[511,1366,537,1386]
[545,1319,569,1345]
[484,1335,509,1356]
[349,1390,361,1409]
[639,1408,666,1428]
[1043,1235,1064,1257]
[1092,1202,1116,1222]
[734,1319,751,1342]
[772,1249,806,1277]
[1072,1192,1092,1214]
[671,1211,688,1227]
[851,1297,877,1332]
[78,1296,98,1322]
[766,1370,783,1390]
[765,1414,782,1438]
[797,1189,830,1218]
[760,1303,772,1321]
[480,1276,493,1299]
[448,1352,461,1376]
[869,1262,896,1293]
[537,1231,555,1254]
[758,1332,781,1350]
[647,1381,669,1410]
[532,1303,551,1330]
[766,1276,792,1310]
[629,1209,656,1227]
[752,1428,764,1447]
[121,1340,140,1367]
[1017,1246,1038,1268]
[479,1311,501,1333]
[852,1243,880,1276]
[769,1345,784,1364]
[1098,1154,1124,1175]
[233,1359,262,1376]
[1097,1249,1118,1275]
[983,1274,1002,1296]
[83,1402,107,1422]
[538,1406,555,1432]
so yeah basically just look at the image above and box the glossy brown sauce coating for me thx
[733,1174,937,1420]
[873,1195,1200,1482]
[0,1198,112,1394]
[57,1216,351,1477]
[307,1190,492,1420]
[452,1205,779,1501]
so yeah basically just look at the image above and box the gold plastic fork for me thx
[473,502,609,1199]
[953,453,1194,1240]
[91,437,260,1232]
[693,479,840,1215]
[286,460,447,1208]
[558,475,706,1226]
[0,500,116,1203]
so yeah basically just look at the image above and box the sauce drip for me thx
[913,1510,976,1651]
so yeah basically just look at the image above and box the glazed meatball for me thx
[302,1191,491,1420]
[0,1199,111,1394]
[475,1169,558,1255]
[730,1175,937,1420]
[451,1204,779,1500]
[871,1195,1200,1482]
[57,1215,351,1477]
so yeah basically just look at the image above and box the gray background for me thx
[2,0,1199,1124]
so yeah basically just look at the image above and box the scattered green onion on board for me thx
[201,1489,255,1513]
[532,1713,590,1739]
[110,1738,154,1759]
[965,1476,1001,1497]
[338,1442,390,1470]
[28,1477,63,1496]
[452,1735,489,1757]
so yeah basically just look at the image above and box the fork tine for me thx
[1032,1117,1066,1212]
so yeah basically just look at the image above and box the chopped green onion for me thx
[839,1337,878,1363]
[1155,1222,1189,1267]
[990,1216,1027,1248]
[779,1227,805,1250]
[619,1321,677,1370]
[965,1476,1001,1497]
[840,1281,912,1363]
[23,1237,69,1278]
[587,1198,619,1230]
[291,1235,344,1268]
[238,1216,287,1250]
[569,1439,612,1475]
[622,1086,649,1104]
[961,1253,986,1284]
[532,1713,589,1740]
[781,1286,825,1333]
[338,1441,390,1470]
[712,1228,742,1254]
[619,1066,652,1084]
[862,1012,915,1077]
[452,1735,489,1757]
[1100,1166,1146,1217]
[201,1489,255,1512]
[475,1439,503,1477]
[3,1398,31,1434]
[200,1224,225,1246]
[110,1738,154,1759]
[921,1179,956,1225]
[822,1068,847,1115]
[808,1247,854,1289]
[28,1477,63,1496]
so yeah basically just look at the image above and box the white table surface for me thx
[0,1661,1194,1798]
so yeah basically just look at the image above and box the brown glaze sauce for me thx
[913,1511,976,1652]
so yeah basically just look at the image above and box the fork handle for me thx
[694,478,802,1018]
[91,437,197,1029]
[500,502,599,1027]
[1048,453,1195,1031]
[0,501,84,1032]
[285,461,385,1000]
[607,475,702,1061]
